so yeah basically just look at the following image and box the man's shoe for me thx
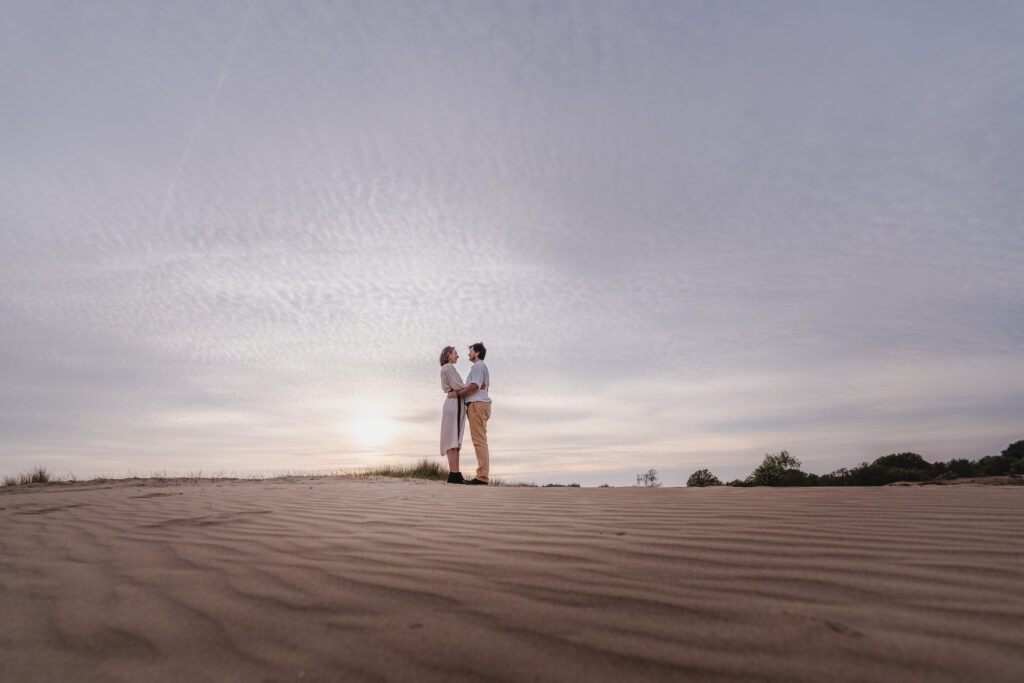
[467,478,488,485]
[446,472,467,484]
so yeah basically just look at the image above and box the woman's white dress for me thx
[439,363,467,455]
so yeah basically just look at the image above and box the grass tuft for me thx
[358,458,449,481]
[1,465,52,487]
[490,477,537,487]
[28,465,50,484]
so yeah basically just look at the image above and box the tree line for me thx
[686,439,1024,487]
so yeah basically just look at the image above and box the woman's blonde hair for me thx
[439,346,455,367]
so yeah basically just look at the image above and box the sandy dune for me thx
[1,478,1021,682]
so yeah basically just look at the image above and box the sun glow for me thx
[350,415,399,448]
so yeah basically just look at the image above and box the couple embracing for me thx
[439,342,491,485]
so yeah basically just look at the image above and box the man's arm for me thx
[448,383,478,399]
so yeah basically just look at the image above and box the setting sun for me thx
[351,415,399,448]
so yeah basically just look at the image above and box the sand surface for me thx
[2,478,1022,682]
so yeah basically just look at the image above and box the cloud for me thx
[1,1,1021,481]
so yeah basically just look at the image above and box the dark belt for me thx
[457,396,464,441]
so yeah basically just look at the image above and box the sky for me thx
[2,1,1022,486]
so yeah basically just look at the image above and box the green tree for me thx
[1001,440,1024,461]
[686,469,723,487]
[746,451,804,486]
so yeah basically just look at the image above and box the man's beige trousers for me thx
[467,402,491,482]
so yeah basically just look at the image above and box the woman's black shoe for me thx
[446,472,466,484]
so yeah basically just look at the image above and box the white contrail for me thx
[154,1,255,239]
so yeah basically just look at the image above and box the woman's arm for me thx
[447,383,478,399]
[442,365,466,393]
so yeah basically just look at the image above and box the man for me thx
[448,342,491,485]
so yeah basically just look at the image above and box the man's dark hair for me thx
[469,342,486,360]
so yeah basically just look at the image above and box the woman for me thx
[439,345,468,484]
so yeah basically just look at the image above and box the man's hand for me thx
[447,383,479,400]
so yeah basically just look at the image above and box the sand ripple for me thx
[1,480,1022,681]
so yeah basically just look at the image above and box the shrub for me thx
[886,467,930,483]
[778,469,817,486]
[977,455,1012,476]
[874,452,930,472]
[820,467,853,486]
[946,458,976,478]
[686,469,722,487]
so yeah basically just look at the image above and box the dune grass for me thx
[0,466,230,489]
[2,465,52,487]
[489,477,536,487]
[488,478,584,487]
[1,461,584,488]
[358,458,449,481]
[355,461,577,486]
[0,463,446,487]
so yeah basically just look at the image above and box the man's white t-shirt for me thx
[465,361,491,403]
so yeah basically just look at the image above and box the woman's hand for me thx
[447,390,457,399]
